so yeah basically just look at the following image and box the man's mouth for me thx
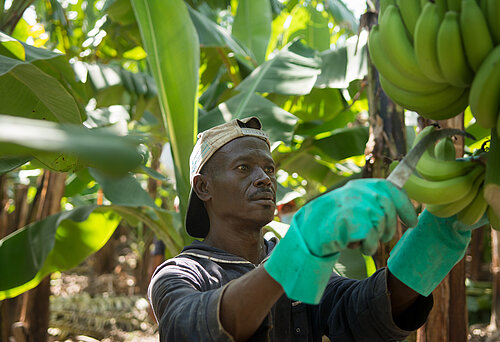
[251,191,276,203]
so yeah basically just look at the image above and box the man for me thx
[149,117,485,341]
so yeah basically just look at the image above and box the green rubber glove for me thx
[387,209,488,297]
[265,179,418,304]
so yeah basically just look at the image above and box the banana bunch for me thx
[395,126,496,226]
[369,0,500,132]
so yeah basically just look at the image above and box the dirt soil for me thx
[48,232,159,342]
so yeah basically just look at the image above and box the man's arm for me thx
[311,268,432,341]
[221,266,424,341]
[387,270,423,328]
[388,270,419,315]
[149,258,285,342]
[220,266,284,341]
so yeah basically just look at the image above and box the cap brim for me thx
[185,189,210,238]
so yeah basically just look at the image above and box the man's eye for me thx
[265,166,275,174]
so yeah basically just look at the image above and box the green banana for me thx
[368,26,448,93]
[437,11,474,88]
[416,142,478,181]
[457,185,488,225]
[479,0,488,14]
[418,86,470,120]
[460,0,494,72]
[380,0,396,17]
[379,75,467,115]
[488,206,500,231]
[427,171,485,217]
[379,5,435,84]
[469,45,500,129]
[434,137,456,161]
[413,125,436,145]
[402,164,484,205]
[486,0,500,44]
[396,0,421,40]
[414,2,447,83]
[435,0,448,18]
[447,0,461,11]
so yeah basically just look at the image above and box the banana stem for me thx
[485,128,500,218]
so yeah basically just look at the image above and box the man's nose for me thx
[253,168,272,187]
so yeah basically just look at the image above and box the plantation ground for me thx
[47,232,158,342]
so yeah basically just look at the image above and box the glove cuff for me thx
[387,210,471,297]
[264,226,338,304]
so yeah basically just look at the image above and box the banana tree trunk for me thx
[490,229,500,329]
[364,6,407,268]
[1,171,66,342]
[0,183,29,342]
[137,143,162,295]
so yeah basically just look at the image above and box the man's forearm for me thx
[220,266,284,341]
[387,270,420,325]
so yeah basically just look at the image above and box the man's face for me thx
[204,136,277,228]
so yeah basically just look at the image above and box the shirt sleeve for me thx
[311,268,433,342]
[148,258,235,342]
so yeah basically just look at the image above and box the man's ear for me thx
[192,174,211,201]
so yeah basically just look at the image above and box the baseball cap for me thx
[186,117,270,238]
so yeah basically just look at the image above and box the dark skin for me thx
[192,136,420,342]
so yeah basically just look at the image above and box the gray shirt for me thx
[148,240,432,341]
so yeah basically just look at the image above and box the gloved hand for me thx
[387,209,488,297]
[264,179,418,304]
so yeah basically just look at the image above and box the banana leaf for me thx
[200,92,298,145]
[0,54,82,124]
[232,0,272,64]
[89,168,157,208]
[236,40,322,96]
[64,169,94,198]
[84,105,131,128]
[315,35,368,89]
[0,35,88,122]
[199,65,230,111]
[0,115,142,174]
[112,206,183,257]
[131,0,199,223]
[276,150,345,187]
[89,167,183,255]
[0,31,25,60]
[0,156,31,174]
[325,0,359,33]
[293,108,359,136]
[311,126,369,161]
[283,4,330,52]
[0,202,183,300]
[187,5,254,68]
[0,205,120,300]
[79,62,157,114]
[105,0,138,26]
[286,88,346,122]
[236,37,368,96]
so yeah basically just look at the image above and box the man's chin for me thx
[255,213,275,228]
